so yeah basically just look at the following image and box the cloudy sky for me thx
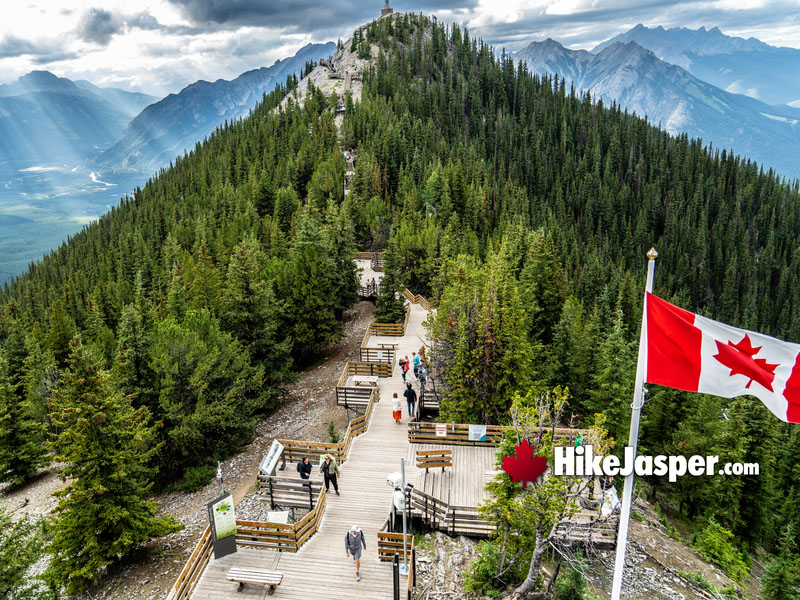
[2,0,799,97]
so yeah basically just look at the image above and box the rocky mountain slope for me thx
[595,24,800,107]
[515,39,800,179]
[0,71,157,169]
[99,42,336,171]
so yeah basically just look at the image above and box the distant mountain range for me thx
[595,24,800,107]
[0,71,157,170]
[515,37,800,179]
[99,42,336,171]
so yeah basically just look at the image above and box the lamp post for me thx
[399,457,409,576]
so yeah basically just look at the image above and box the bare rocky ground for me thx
[0,300,375,600]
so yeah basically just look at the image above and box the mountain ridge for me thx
[515,37,800,179]
[98,42,337,171]
[593,24,800,105]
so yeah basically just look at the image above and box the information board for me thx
[468,424,487,442]
[207,492,237,559]
[260,439,284,475]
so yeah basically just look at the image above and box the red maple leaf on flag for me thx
[501,439,548,488]
[713,334,779,391]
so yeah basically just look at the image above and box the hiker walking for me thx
[392,392,402,424]
[412,352,421,377]
[320,454,340,496]
[399,356,407,381]
[404,383,417,417]
[402,355,410,381]
[418,365,427,390]
[345,525,367,581]
[296,457,312,480]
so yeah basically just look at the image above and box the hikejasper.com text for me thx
[554,446,760,483]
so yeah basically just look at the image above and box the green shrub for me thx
[692,519,749,584]
[463,539,525,597]
[177,465,217,493]
[328,421,340,444]
[555,552,602,600]
[678,571,738,600]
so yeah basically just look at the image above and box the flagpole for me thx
[610,247,658,600]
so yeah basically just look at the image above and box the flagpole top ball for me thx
[647,247,659,260]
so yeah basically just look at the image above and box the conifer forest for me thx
[1,13,800,598]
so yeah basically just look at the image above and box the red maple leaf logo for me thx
[713,334,779,391]
[501,439,548,488]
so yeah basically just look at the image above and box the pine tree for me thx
[150,310,268,475]
[374,249,407,323]
[0,506,52,600]
[588,307,635,445]
[0,322,48,487]
[45,300,75,369]
[221,235,292,383]
[45,339,180,595]
[761,524,800,600]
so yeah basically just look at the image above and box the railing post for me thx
[269,478,275,510]
[393,553,400,600]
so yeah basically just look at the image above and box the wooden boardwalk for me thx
[189,261,426,600]
[408,444,496,509]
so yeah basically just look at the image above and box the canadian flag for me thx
[646,292,800,423]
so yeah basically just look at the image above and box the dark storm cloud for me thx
[77,8,123,46]
[0,35,70,60]
[128,11,161,31]
[165,0,478,32]
[457,0,800,50]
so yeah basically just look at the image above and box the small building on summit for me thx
[381,0,394,17]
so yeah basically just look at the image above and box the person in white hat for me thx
[344,525,367,581]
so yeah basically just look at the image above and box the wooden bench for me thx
[416,449,452,472]
[352,375,379,387]
[227,567,283,594]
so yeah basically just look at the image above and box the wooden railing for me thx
[377,508,414,563]
[407,421,585,447]
[165,526,212,600]
[335,362,391,406]
[256,475,322,511]
[378,529,414,562]
[360,347,395,363]
[402,288,434,310]
[279,389,377,466]
[165,493,330,600]
[409,488,494,538]
[407,537,416,600]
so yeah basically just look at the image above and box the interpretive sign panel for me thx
[468,424,487,442]
[260,440,284,475]
[207,493,237,559]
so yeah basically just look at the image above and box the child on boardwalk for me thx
[345,525,367,581]
[392,392,402,423]
[399,356,407,381]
